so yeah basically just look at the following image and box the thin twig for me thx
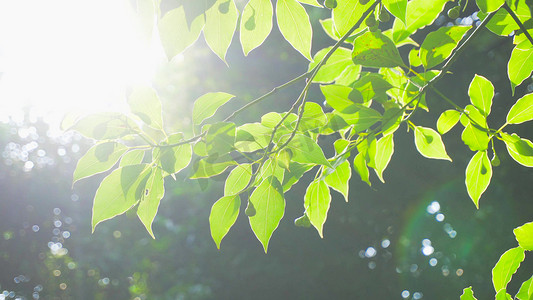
[503,2,533,46]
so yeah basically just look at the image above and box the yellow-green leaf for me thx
[240,0,273,55]
[128,86,163,130]
[224,164,252,196]
[373,134,394,183]
[492,247,525,293]
[507,93,533,124]
[248,176,285,253]
[414,126,452,161]
[204,0,239,63]
[158,6,205,60]
[304,179,331,238]
[468,74,494,117]
[324,160,351,202]
[209,195,241,249]
[73,142,128,184]
[352,31,405,68]
[137,167,165,238]
[437,110,461,135]
[513,222,533,250]
[276,0,313,60]
[465,151,492,208]
[192,92,235,125]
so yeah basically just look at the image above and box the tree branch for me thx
[503,2,533,46]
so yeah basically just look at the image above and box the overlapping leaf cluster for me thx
[69,0,533,287]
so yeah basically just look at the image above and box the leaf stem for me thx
[503,2,533,46]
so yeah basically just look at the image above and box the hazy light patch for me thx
[0,0,164,125]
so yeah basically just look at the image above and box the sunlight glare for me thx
[0,0,164,122]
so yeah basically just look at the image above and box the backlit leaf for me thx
[204,0,239,63]
[285,134,332,167]
[373,134,394,183]
[248,176,285,253]
[276,0,313,60]
[224,163,252,196]
[352,31,405,68]
[460,287,478,300]
[240,0,273,55]
[73,142,128,184]
[353,152,371,186]
[437,110,461,135]
[309,47,356,83]
[392,0,449,42]
[383,0,407,24]
[190,155,237,179]
[153,133,193,175]
[502,133,533,167]
[514,222,533,250]
[325,160,351,202]
[192,92,235,125]
[304,179,331,237]
[508,47,533,95]
[158,6,205,59]
[507,93,533,124]
[209,195,241,249]
[414,126,452,161]
[468,74,494,117]
[492,247,525,293]
[332,0,372,36]
[337,107,382,132]
[128,86,163,130]
[465,151,492,208]
[120,149,145,167]
[461,123,489,151]
[419,26,470,69]
[205,122,236,156]
[71,112,136,140]
[516,276,533,300]
[92,164,150,231]
[297,0,322,7]
[137,167,165,238]
[476,0,504,13]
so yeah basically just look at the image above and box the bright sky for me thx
[0,0,164,122]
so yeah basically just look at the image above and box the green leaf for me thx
[469,75,494,117]
[282,162,313,192]
[225,163,252,196]
[248,176,285,253]
[352,31,405,68]
[209,195,241,249]
[332,0,372,36]
[383,0,407,24]
[507,93,533,124]
[437,110,461,135]
[462,123,489,151]
[351,73,394,103]
[516,276,533,300]
[240,0,273,56]
[479,1,531,37]
[460,287,478,300]
[153,133,193,175]
[276,0,313,60]
[325,160,351,202]
[285,134,332,167]
[304,179,331,237]
[158,6,205,59]
[300,102,327,132]
[73,142,128,184]
[337,107,382,132]
[255,157,285,186]
[465,151,492,208]
[508,47,533,95]
[414,126,452,161]
[391,0,449,42]
[205,122,236,156]
[128,86,163,130]
[190,155,237,179]
[192,92,235,125]
[492,247,526,293]
[309,47,357,83]
[514,222,533,250]
[120,149,145,167]
[476,0,504,13]
[373,134,394,183]
[204,0,239,63]
[461,104,488,129]
[297,0,322,7]
[495,290,513,300]
[419,26,471,69]
[137,167,165,238]
[353,152,371,186]
[92,164,150,231]
[382,107,403,136]
[320,84,360,113]
[71,112,136,140]
[235,123,272,152]
[502,133,533,167]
